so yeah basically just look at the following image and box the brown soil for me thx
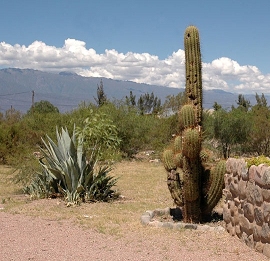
[1,209,268,261]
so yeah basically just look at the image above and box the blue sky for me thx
[0,0,269,94]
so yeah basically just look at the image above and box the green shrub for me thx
[96,102,179,156]
[246,155,270,168]
[24,127,118,205]
[27,100,60,115]
[76,109,121,161]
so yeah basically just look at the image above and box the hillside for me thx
[0,68,263,113]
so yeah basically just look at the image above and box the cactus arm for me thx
[174,135,182,153]
[174,153,183,168]
[182,128,201,159]
[202,160,226,216]
[167,169,184,206]
[163,149,177,171]
[180,104,196,129]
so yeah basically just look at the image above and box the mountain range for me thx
[0,68,265,114]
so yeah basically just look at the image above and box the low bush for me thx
[246,155,270,168]
[24,127,118,205]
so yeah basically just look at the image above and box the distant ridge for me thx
[0,68,266,113]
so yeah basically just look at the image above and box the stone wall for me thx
[224,158,270,258]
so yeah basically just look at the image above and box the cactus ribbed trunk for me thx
[162,26,226,223]
[184,26,202,125]
[183,157,201,222]
[182,26,203,223]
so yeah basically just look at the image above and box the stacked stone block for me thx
[224,158,270,258]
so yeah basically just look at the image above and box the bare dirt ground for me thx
[0,162,269,261]
[1,210,269,261]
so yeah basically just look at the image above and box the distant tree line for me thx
[204,93,270,158]
[95,79,181,115]
[1,78,270,173]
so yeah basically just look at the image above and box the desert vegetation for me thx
[0,26,270,213]
[1,26,270,261]
[1,89,269,170]
[0,72,270,208]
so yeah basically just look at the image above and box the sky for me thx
[0,0,270,94]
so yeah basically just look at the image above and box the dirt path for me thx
[1,211,268,261]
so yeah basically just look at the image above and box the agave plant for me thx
[23,167,58,200]
[86,164,118,201]
[25,127,118,204]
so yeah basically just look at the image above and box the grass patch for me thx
[0,165,24,202]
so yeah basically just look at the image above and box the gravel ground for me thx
[1,211,269,261]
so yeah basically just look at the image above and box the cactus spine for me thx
[163,26,225,223]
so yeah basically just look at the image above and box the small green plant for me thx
[23,167,58,200]
[246,155,270,168]
[76,109,121,161]
[24,127,118,205]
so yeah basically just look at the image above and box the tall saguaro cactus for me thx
[163,26,225,223]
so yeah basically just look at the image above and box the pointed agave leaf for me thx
[80,157,86,179]
[83,165,94,188]
[62,160,73,192]
[71,125,77,146]
[45,135,61,157]
[40,158,63,180]
[56,127,66,158]
[66,158,79,192]
[77,141,84,171]
[76,184,84,194]
[43,135,64,163]
[85,165,118,201]
[62,127,76,161]
[38,159,67,190]
[58,128,69,159]
[78,160,86,186]
[39,146,61,170]
[66,128,77,163]
[68,157,80,192]
[48,168,65,183]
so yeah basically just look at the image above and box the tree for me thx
[210,108,251,158]
[236,94,251,112]
[94,79,107,106]
[5,107,22,123]
[255,93,268,108]
[163,92,186,114]
[143,92,154,113]
[213,101,222,111]
[27,100,59,115]
[152,96,162,114]
[0,112,3,123]
[125,91,136,107]
[249,103,270,155]
[137,92,162,115]
[137,96,145,115]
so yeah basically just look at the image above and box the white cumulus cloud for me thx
[0,39,269,94]
[203,57,270,93]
